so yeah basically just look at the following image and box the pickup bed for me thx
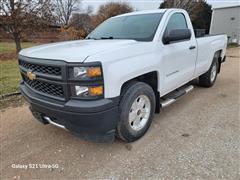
[19,9,227,142]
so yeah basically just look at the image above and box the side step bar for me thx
[160,85,194,108]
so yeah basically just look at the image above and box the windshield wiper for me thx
[87,36,129,40]
[86,36,114,40]
[100,36,114,39]
[86,37,97,40]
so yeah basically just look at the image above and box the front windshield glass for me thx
[87,13,164,42]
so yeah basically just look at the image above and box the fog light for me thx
[75,86,88,96]
[74,85,103,98]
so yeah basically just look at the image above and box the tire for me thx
[199,58,219,88]
[117,81,156,142]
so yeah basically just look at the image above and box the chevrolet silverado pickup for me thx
[19,9,227,142]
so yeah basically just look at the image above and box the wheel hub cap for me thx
[210,63,217,82]
[129,95,151,131]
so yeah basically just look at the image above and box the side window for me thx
[165,13,188,34]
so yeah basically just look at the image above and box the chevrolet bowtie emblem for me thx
[27,71,36,80]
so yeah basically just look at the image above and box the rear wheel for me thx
[199,59,219,87]
[117,82,156,142]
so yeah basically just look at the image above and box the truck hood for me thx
[19,40,138,62]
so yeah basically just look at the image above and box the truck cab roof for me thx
[114,9,185,18]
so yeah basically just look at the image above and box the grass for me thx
[0,42,38,96]
[0,42,38,54]
[227,43,239,49]
[0,60,21,95]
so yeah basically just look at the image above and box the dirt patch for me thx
[0,95,26,110]
[226,47,240,57]
[0,53,17,61]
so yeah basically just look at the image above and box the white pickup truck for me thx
[19,9,227,142]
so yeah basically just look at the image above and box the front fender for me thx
[102,53,161,98]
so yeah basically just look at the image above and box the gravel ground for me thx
[1,47,239,179]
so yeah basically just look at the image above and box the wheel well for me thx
[120,71,160,113]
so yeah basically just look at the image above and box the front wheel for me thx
[199,59,219,88]
[117,82,156,142]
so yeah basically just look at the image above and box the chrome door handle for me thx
[189,46,196,50]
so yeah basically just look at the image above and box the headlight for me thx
[73,85,103,98]
[68,63,104,99]
[73,67,87,78]
[71,66,102,79]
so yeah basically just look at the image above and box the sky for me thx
[81,0,240,12]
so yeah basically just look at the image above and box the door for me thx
[161,13,197,95]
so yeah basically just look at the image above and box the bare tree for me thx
[69,13,92,35]
[54,0,80,27]
[159,0,212,33]
[0,0,55,52]
[160,0,197,14]
[85,5,93,15]
[91,2,133,28]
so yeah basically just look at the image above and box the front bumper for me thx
[20,83,120,143]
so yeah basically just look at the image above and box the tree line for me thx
[0,0,212,52]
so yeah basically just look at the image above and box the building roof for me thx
[212,5,240,10]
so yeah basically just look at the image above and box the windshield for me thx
[87,13,164,42]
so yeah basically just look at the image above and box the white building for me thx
[210,5,240,44]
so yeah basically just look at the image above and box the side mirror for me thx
[163,29,191,44]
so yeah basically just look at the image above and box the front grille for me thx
[23,74,64,97]
[19,60,61,76]
[19,57,103,100]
